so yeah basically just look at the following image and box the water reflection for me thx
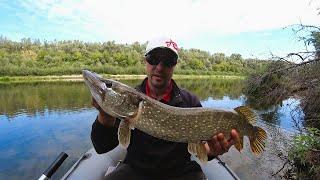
[201,96,246,109]
[177,78,244,100]
[254,98,304,131]
[0,78,244,119]
[0,79,301,180]
[0,82,92,118]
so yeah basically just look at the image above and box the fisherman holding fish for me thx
[90,37,241,179]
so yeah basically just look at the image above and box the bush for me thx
[288,128,320,179]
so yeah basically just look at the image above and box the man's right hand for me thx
[91,97,116,127]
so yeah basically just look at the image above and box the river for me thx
[0,78,302,179]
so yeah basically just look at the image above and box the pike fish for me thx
[83,70,267,163]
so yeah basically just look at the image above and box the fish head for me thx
[100,78,142,119]
[82,70,141,119]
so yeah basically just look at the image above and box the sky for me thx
[0,0,319,59]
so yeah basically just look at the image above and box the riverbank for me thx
[0,74,245,84]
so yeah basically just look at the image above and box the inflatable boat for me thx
[59,145,240,180]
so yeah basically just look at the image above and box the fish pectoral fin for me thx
[188,143,197,155]
[188,142,208,163]
[249,127,267,155]
[234,136,244,152]
[234,106,257,124]
[118,120,132,148]
[127,100,144,124]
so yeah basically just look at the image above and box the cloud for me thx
[12,0,318,44]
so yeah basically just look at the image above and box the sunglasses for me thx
[145,55,177,68]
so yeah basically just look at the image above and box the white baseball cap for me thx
[145,37,179,60]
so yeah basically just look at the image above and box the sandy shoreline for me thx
[0,74,244,83]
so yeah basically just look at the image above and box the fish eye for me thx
[106,82,112,88]
[102,80,112,88]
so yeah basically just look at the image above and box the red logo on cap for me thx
[165,39,178,51]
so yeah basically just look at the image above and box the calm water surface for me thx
[0,79,302,179]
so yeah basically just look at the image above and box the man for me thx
[91,37,239,180]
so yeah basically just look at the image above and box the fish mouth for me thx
[82,70,131,119]
[82,70,119,103]
[83,71,107,97]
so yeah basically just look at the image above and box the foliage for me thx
[244,25,320,125]
[0,36,268,76]
[310,31,320,57]
[244,60,291,109]
[244,23,320,179]
[288,128,320,179]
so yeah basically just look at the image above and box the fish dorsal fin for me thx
[234,106,256,124]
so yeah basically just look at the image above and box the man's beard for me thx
[151,74,170,89]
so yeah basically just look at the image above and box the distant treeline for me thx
[0,36,271,76]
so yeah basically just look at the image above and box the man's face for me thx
[145,48,176,89]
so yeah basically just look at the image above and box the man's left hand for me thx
[205,129,240,157]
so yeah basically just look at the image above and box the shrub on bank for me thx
[288,128,320,179]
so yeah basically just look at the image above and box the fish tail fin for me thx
[235,106,267,154]
[234,106,257,124]
[234,136,244,152]
[249,126,267,155]
[118,120,131,148]
[188,142,208,163]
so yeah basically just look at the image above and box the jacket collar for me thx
[136,78,183,106]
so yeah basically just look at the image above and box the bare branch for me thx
[272,160,290,176]
[261,58,320,79]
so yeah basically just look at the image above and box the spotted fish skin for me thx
[135,100,241,143]
[83,70,267,163]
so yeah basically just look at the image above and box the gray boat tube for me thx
[62,146,240,180]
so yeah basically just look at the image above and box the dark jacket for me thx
[91,78,203,177]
